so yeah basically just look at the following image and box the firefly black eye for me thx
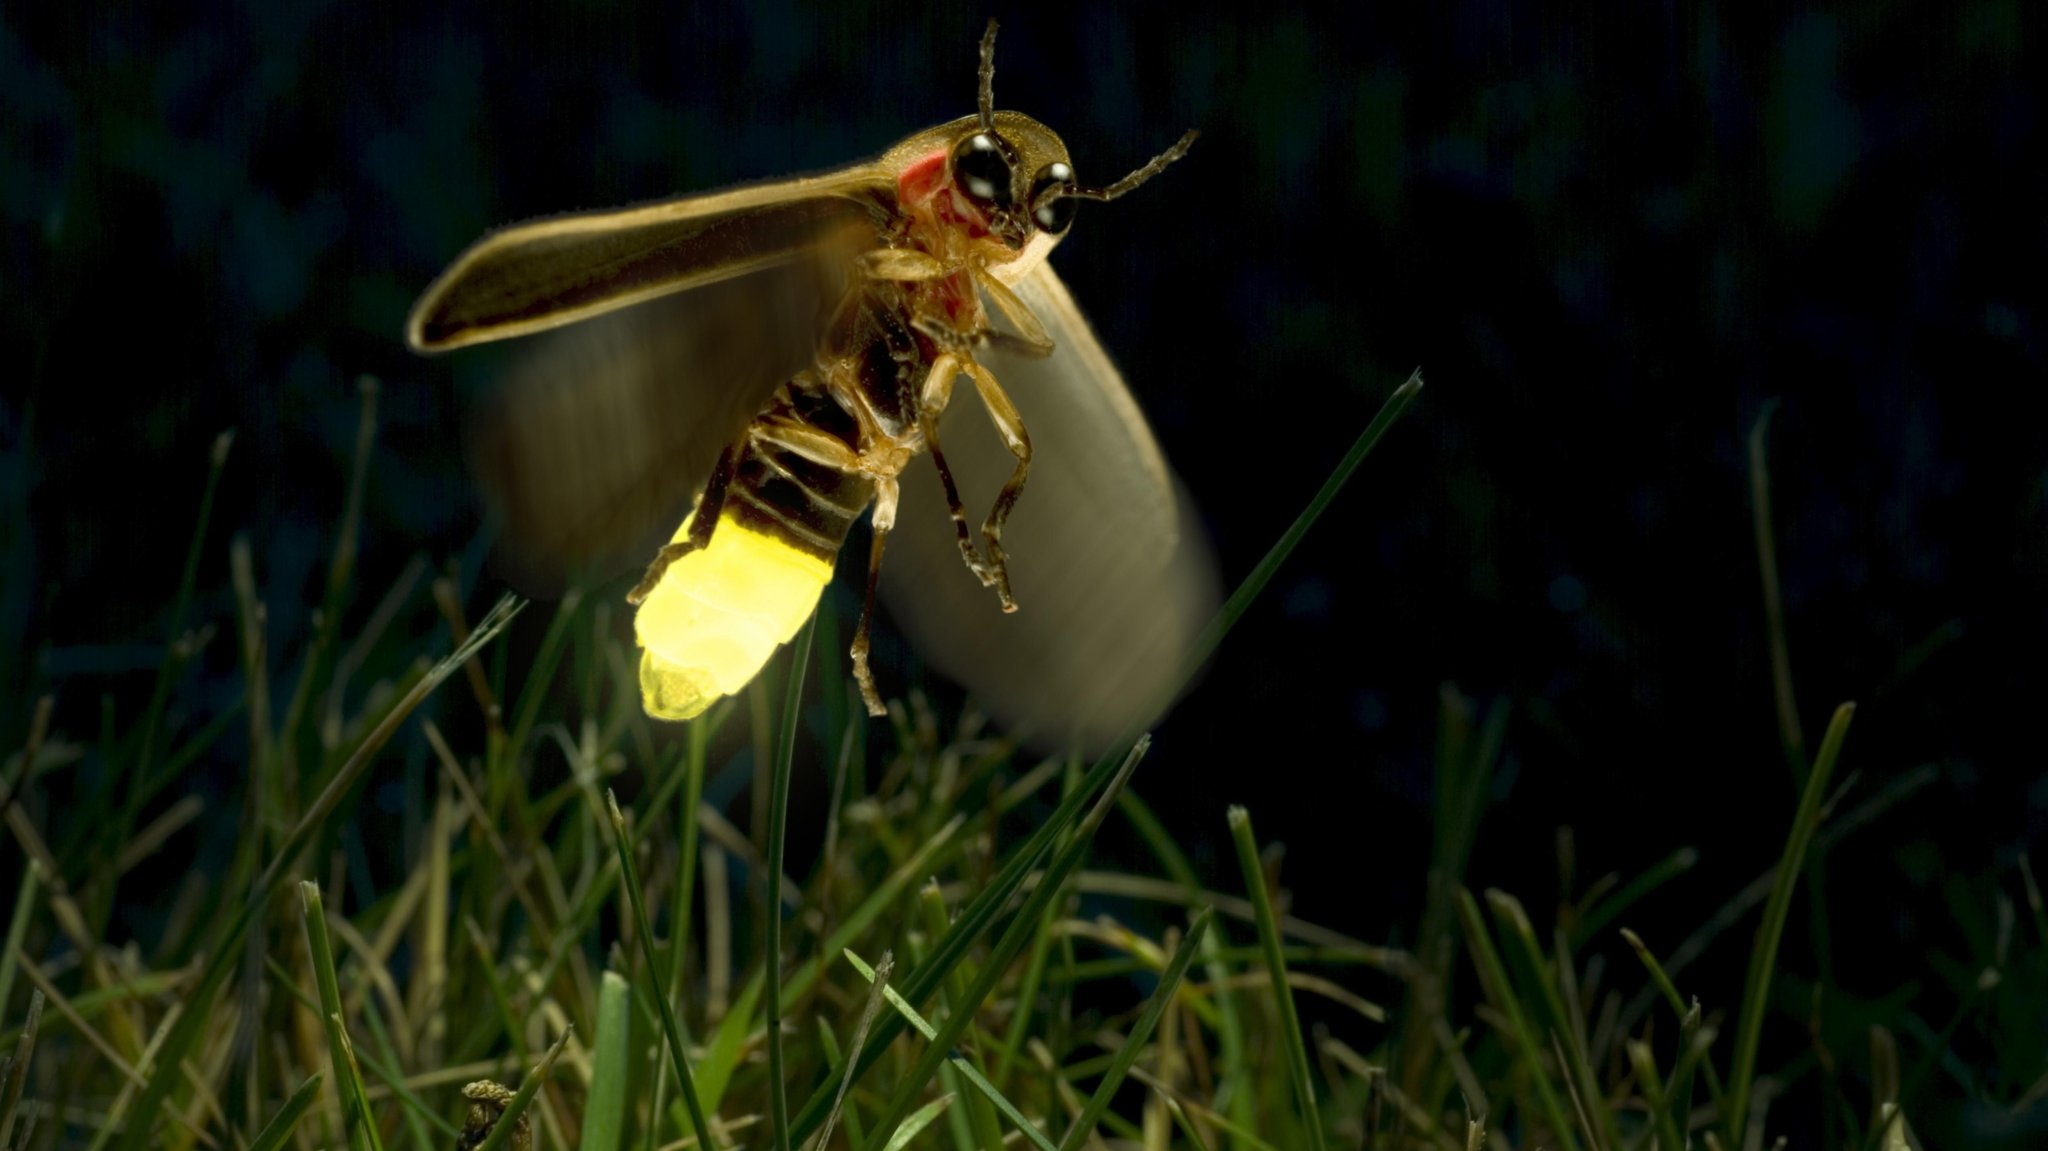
[1029,162,1076,233]
[951,133,1014,209]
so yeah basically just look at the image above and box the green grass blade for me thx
[765,614,815,1151]
[263,958,461,1139]
[279,382,379,760]
[916,883,1004,1151]
[844,950,1058,1151]
[883,1095,955,1151]
[1057,907,1212,1151]
[1118,791,1250,1140]
[705,811,969,1122]
[1884,966,1996,1151]
[992,879,1057,1085]
[1228,808,1326,1151]
[648,716,714,1151]
[246,1072,324,1151]
[860,738,1151,1149]
[469,1027,573,1151]
[103,594,523,1151]
[0,864,38,1022]
[1175,371,1422,701]
[817,952,894,1151]
[113,593,524,1138]
[1572,847,1699,948]
[607,789,716,1151]
[505,589,583,770]
[788,742,1129,1141]
[1455,889,1580,1151]
[336,1026,388,1151]
[301,881,376,1151]
[1725,700,1855,1143]
[581,970,632,1151]
[1666,1006,1713,1138]
[1484,890,1614,1150]
[358,995,436,1151]
[133,429,233,787]
[1746,399,1806,776]
[1623,1039,1686,1151]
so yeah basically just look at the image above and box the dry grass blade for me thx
[0,989,43,1150]
[811,952,894,1151]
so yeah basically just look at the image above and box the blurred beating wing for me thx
[884,262,1219,755]
[460,241,854,594]
[414,168,891,593]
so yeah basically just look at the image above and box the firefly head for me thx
[941,20,1198,252]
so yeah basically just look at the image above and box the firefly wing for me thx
[456,269,840,594]
[419,167,892,592]
[884,261,1219,755]
[408,167,887,351]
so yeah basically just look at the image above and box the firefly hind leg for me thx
[848,476,899,718]
[915,354,1001,592]
[745,418,895,716]
[626,441,741,605]
[961,359,1031,613]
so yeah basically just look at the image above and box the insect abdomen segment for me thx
[635,380,876,720]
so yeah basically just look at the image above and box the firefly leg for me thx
[915,354,999,590]
[751,418,866,471]
[856,248,952,282]
[746,416,898,716]
[626,441,741,605]
[849,475,899,718]
[973,267,1054,357]
[961,359,1031,613]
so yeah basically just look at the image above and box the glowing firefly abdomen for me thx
[635,507,837,719]
[633,374,883,720]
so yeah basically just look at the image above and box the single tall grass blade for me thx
[246,1073,324,1151]
[1229,808,1327,1151]
[1725,701,1855,1144]
[580,971,632,1151]
[765,614,817,1151]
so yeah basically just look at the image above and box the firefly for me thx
[407,22,1216,751]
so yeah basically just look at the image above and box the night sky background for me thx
[4,1,2043,1142]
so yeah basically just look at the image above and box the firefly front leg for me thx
[626,441,741,605]
[973,266,1055,358]
[960,359,1031,613]
[848,475,900,718]
[915,353,1000,592]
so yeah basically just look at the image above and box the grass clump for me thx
[2,371,2038,1151]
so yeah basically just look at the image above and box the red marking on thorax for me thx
[894,148,983,330]
[896,150,950,211]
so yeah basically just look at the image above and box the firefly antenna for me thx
[977,19,999,133]
[1063,129,1200,204]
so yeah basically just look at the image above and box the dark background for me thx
[4,0,2043,1138]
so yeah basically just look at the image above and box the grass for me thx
[1,370,2040,1149]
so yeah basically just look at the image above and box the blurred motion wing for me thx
[884,261,1219,754]
[464,258,843,594]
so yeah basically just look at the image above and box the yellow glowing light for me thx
[635,511,834,720]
